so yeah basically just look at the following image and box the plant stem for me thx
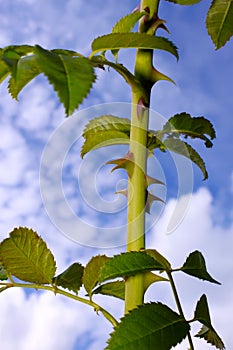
[167,272,195,350]
[124,0,157,314]
[0,282,118,328]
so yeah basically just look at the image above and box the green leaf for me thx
[163,138,208,179]
[206,0,233,49]
[194,295,225,349]
[145,249,171,270]
[91,33,179,60]
[112,11,147,33]
[180,251,221,284]
[106,302,190,350]
[34,45,96,115]
[195,325,225,350]
[163,113,216,147]
[165,0,202,4]
[111,11,147,59]
[83,255,110,298]
[52,262,84,294]
[1,45,33,78]
[0,55,10,83]
[81,115,131,157]
[99,252,165,283]
[0,227,56,284]
[3,45,33,56]
[92,280,125,300]
[8,55,41,99]
[194,294,212,327]
[0,264,8,280]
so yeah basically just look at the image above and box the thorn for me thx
[145,190,165,214]
[151,67,176,85]
[145,175,165,187]
[115,188,128,197]
[106,151,135,178]
[137,97,148,121]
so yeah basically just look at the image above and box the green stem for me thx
[0,282,118,328]
[167,272,195,350]
[124,0,158,314]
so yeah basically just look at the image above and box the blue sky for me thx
[0,1,232,349]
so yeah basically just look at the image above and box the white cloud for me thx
[0,1,232,349]
[1,188,232,350]
[146,187,233,349]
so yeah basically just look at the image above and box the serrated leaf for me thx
[164,113,216,147]
[144,249,171,270]
[111,11,147,58]
[92,280,125,300]
[195,325,225,350]
[51,49,82,56]
[8,55,41,99]
[34,45,96,115]
[0,57,10,83]
[53,262,84,294]
[163,138,208,179]
[106,302,190,350]
[91,33,179,60]
[1,45,33,78]
[99,252,165,283]
[83,255,110,297]
[165,0,202,4]
[194,294,212,327]
[3,45,33,56]
[0,264,8,280]
[180,250,221,284]
[194,294,225,349]
[81,115,131,157]
[206,0,233,50]
[112,11,146,34]
[0,227,56,284]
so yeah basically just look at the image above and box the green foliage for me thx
[0,1,229,349]
[81,115,131,157]
[34,45,96,115]
[0,264,8,281]
[194,295,225,349]
[112,11,147,34]
[145,249,171,270]
[81,112,215,179]
[148,113,216,179]
[163,113,216,147]
[91,33,179,60]
[53,263,84,294]
[106,302,190,350]
[163,138,208,179]
[111,10,147,59]
[206,0,233,50]
[92,281,125,300]
[98,252,164,283]
[0,227,56,284]
[165,0,202,4]
[180,250,221,284]
[195,325,225,350]
[8,55,41,99]
[83,255,110,298]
